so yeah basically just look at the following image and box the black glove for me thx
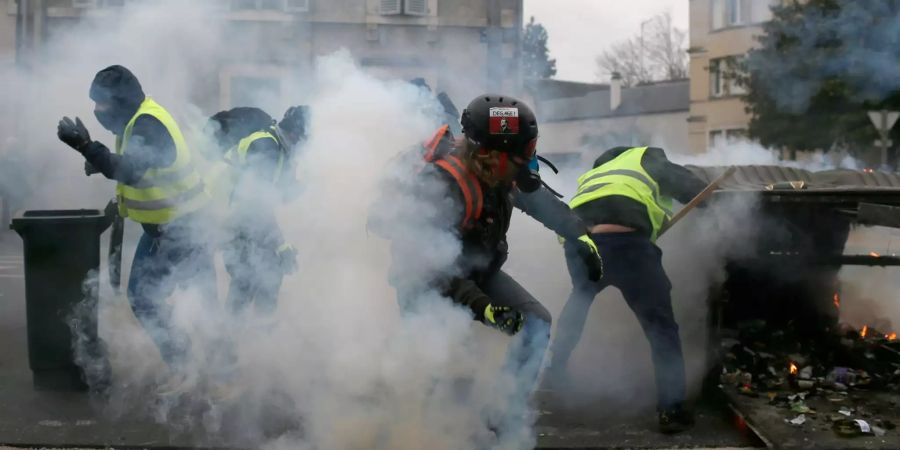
[57,116,92,152]
[484,304,525,336]
[574,234,604,282]
[85,161,101,176]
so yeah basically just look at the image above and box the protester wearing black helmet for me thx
[370,94,603,436]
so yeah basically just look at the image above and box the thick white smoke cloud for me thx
[5,2,544,448]
[13,1,900,445]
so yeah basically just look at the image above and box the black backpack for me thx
[206,107,275,157]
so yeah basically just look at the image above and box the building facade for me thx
[529,76,690,166]
[688,0,780,153]
[5,0,523,112]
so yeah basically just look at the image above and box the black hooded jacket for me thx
[79,65,176,186]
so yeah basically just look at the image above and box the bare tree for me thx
[595,12,688,86]
[646,12,689,80]
[596,38,652,87]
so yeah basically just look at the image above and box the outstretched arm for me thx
[511,185,589,241]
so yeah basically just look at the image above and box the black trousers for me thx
[550,232,687,411]
[397,269,552,401]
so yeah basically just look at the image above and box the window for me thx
[726,0,742,26]
[709,129,747,148]
[381,0,430,16]
[709,56,746,97]
[711,0,742,29]
[712,0,778,30]
[712,0,725,30]
[751,0,776,23]
[230,0,305,12]
[72,0,99,8]
[284,0,309,13]
[404,0,427,16]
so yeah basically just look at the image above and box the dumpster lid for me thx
[21,209,103,219]
[10,209,110,233]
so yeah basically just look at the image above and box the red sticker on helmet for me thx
[489,107,519,135]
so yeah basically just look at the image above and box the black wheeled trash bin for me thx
[10,209,112,391]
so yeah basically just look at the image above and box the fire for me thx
[861,325,869,338]
[789,362,798,375]
[833,293,840,308]
[870,252,881,258]
[887,332,897,341]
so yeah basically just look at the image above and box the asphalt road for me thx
[0,229,763,449]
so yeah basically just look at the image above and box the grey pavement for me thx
[0,229,763,449]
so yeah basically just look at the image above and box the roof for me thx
[535,79,690,123]
[524,78,609,101]
[686,165,900,191]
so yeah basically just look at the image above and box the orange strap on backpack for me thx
[423,124,451,161]
[421,125,483,229]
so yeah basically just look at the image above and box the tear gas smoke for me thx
[10,1,900,446]
[6,2,548,448]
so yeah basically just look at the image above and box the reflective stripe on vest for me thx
[235,129,285,183]
[570,147,674,241]
[115,97,208,225]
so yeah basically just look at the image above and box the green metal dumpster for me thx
[10,209,112,391]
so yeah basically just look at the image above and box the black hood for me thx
[278,105,309,141]
[89,65,145,134]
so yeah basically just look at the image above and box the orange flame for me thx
[833,293,840,308]
[870,252,881,258]
[789,362,798,375]
[861,325,869,338]
[887,332,897,341]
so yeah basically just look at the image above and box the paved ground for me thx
[0,229,764,449]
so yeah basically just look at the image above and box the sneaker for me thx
[658,407,695,434]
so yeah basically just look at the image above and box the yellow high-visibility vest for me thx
[115,97,208,224]
[570,147,673,241]
[233,129,285,183]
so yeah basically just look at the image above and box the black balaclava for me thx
[89,65,145,135]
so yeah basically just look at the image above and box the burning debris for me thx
[719,318,900,441]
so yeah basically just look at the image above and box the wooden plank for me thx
[659,166,737,238]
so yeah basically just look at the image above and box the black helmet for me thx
[279,105,309,139]
[460,94,538,159]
